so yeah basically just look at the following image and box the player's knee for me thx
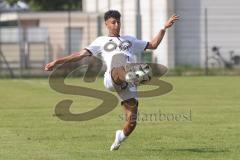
[111,67,126,85]
[121,98,138,107]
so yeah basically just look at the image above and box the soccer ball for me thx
[125,64,153,85]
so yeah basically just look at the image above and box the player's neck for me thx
[108,33,120,37]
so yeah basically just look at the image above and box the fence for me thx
[1,6,240,77]
[0,11,100,77]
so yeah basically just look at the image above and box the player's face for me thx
[105,18,121,36]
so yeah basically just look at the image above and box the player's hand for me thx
[44,61,56,71]
[164,15,180,29]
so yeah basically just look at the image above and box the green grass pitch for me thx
[0,76,239,160]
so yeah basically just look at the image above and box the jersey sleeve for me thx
[85,37,102,56]
[132,37,149,55]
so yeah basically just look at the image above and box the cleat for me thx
[110,130,122,151]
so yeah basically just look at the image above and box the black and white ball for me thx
[125,64,153,85]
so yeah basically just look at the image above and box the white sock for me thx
[119,130,127,142]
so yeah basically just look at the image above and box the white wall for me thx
[175,0,201,67]
[143,0,175,68]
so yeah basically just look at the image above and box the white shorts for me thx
[103,72,138,101]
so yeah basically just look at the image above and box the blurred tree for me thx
[6,0,82,11]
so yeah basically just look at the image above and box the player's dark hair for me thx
[104,10,121,21]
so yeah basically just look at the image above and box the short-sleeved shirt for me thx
[85,35,148,73]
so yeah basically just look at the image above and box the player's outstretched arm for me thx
[147,15,180,50]
[44,49,91,71]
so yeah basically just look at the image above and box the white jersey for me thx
[85,35,148,73]
[85,35,148,101]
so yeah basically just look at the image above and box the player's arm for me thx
[147,15,179,50]
[44,49,91,71]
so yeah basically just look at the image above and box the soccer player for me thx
[44,10,179,151]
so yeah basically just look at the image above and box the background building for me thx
[1,0,240,77]
[84,0,240,68]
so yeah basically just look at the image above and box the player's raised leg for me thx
[111,66,128,89]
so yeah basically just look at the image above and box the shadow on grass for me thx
[144,148,229,153]
[171,148,229,153]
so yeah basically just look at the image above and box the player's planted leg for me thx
[122,98,138,136]
[110,98,138,151]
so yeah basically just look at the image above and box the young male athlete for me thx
[45,10,179,151]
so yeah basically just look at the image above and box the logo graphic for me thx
[119,40,132,51]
